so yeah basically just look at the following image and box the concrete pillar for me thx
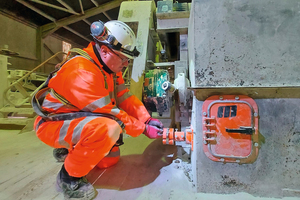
[189,0,300,197]
[118,1,157,100]
[0,55,8,108]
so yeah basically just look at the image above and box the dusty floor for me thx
[1,127,300,200]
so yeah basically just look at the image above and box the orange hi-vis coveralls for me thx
[34,42,151,177]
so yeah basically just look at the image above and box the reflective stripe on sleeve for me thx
[117,83,126,93]
[82,95,111,112]
[110,107,121,115]
[117,91,132,105]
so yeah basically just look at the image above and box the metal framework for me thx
[15,0,123,40]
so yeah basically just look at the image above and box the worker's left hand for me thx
[146,117,164,130]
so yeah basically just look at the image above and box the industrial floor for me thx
[1,126,300,200]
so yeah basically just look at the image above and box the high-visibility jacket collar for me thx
[83,42,114,74]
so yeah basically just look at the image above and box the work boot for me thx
[53,148,69,162]
[56,165,96,200]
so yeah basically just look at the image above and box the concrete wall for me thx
[190,0,300,88]
[189,0,300,197]
[0,14,37,72]
[0,13,81,74]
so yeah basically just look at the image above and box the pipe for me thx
[162,81,176,93]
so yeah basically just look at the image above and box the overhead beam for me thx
[41,0,124,38]
[16,0,56,22]
[90,0,99,7]
[30,0,80,15]
[83,19,91,26]
[103,11,112,20]
[57,0,79,14]
[78,0,84,14]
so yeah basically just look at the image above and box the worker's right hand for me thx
[146,117,164,130]
[143,124,163,139]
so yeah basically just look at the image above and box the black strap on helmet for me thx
[123,46,140,57]
[108,44,140,58]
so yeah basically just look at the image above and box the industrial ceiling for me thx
[0,0,191,51]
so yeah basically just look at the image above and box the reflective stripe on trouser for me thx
[96,146,120,169]
[34,116,122,177]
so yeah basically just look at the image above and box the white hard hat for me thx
[90,20,140,59]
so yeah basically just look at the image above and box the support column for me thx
[0,55,8,108]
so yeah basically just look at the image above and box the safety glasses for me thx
[109,49,130,63]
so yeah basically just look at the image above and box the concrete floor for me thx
[1,126,300,200]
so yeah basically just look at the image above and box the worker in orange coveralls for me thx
[32,20,164,200]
